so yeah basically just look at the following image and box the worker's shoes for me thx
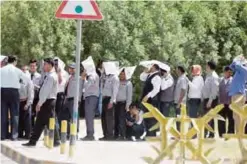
[80,136,95,141]
[105,136,115,141]
[140,131,147,140]
[22,141,60,147]
[115,136,125,141]
[22,141,36,147]
[99,137,107,141]
[99,136,114,141]
[11,138,19,141]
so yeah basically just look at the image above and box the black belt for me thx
[117,101,126,104]
[188,98,201,101]
[67,97,74,101]
[1,88,18,91]
[47,98,56,101]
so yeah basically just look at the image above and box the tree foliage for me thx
[1,1,76,62]
[1,1,247,100]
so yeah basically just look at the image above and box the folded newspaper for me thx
[233,55,247,65]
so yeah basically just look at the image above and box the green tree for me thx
[1,1,76,65]
[1,1,247,98]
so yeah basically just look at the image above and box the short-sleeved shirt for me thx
[174,74,188,104]
[101,74,119,103]
[202,71,219,100]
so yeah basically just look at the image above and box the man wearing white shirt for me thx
[23,58,60,147]
[160,68,174,117]
[174,66,188,110]
[174,66,188,131]
[53,58,69,140]
[54,58,69,118]
[1,56,28,140]
[187,65,204,118]
[114,69,133,140]
[202,61,219,138]
[18,65,34,139]
[0,55,8,68]
[29,59,41,127]
[81,68,99,141]
[99,63,119,141]
[140,64,161,136]
[59,63,82,138]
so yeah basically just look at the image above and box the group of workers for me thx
[1,54,247,147]
[139,57,247,137]
[0,55,144,146]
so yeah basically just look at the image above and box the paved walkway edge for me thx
[1,143,75,164]
[0,142,237,164]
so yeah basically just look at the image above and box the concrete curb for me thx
[1,143,75,164]
[0,141,240,164]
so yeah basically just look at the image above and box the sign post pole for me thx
[55,0,103,157]
[69,20,82,157]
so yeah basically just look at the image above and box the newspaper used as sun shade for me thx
[81,56,96,75]
[103,61,119,75]
[54,56,66,70]
[0,55,7,63]
[159,62,170,72]
[233,55,247,65]
[113,61,119,70]
[119,66,137,80]
[139,60,160,69]
[139,60,170,72]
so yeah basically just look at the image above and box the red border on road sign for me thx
[55,0,103,20]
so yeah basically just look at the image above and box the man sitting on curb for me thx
[126,103,146,141]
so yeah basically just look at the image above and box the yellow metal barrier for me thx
[69,123,77,157]
[48,118,55,149]
[224,103,247,163]
[60,120,67,154]
[142,102,225,164]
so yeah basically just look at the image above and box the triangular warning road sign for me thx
[55,0,103,20]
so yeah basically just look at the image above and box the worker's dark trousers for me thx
[101,97,115,138]
[58,98,80,137]
[84,96,98,137]
[114,101,126,138]
[18,100,31,139]
[203,98,218,138]
[142,99,159,137]
[1,88,19,140]
[29,99,60,143]
[55,92,65,117]
[218,104,235,136]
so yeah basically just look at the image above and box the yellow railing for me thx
[142,102,247,164]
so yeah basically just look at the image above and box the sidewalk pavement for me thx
[0,120,245,164]
[1,153,18,164]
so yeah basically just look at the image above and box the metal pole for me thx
[69,20,82,157]
[73,19,82,135]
